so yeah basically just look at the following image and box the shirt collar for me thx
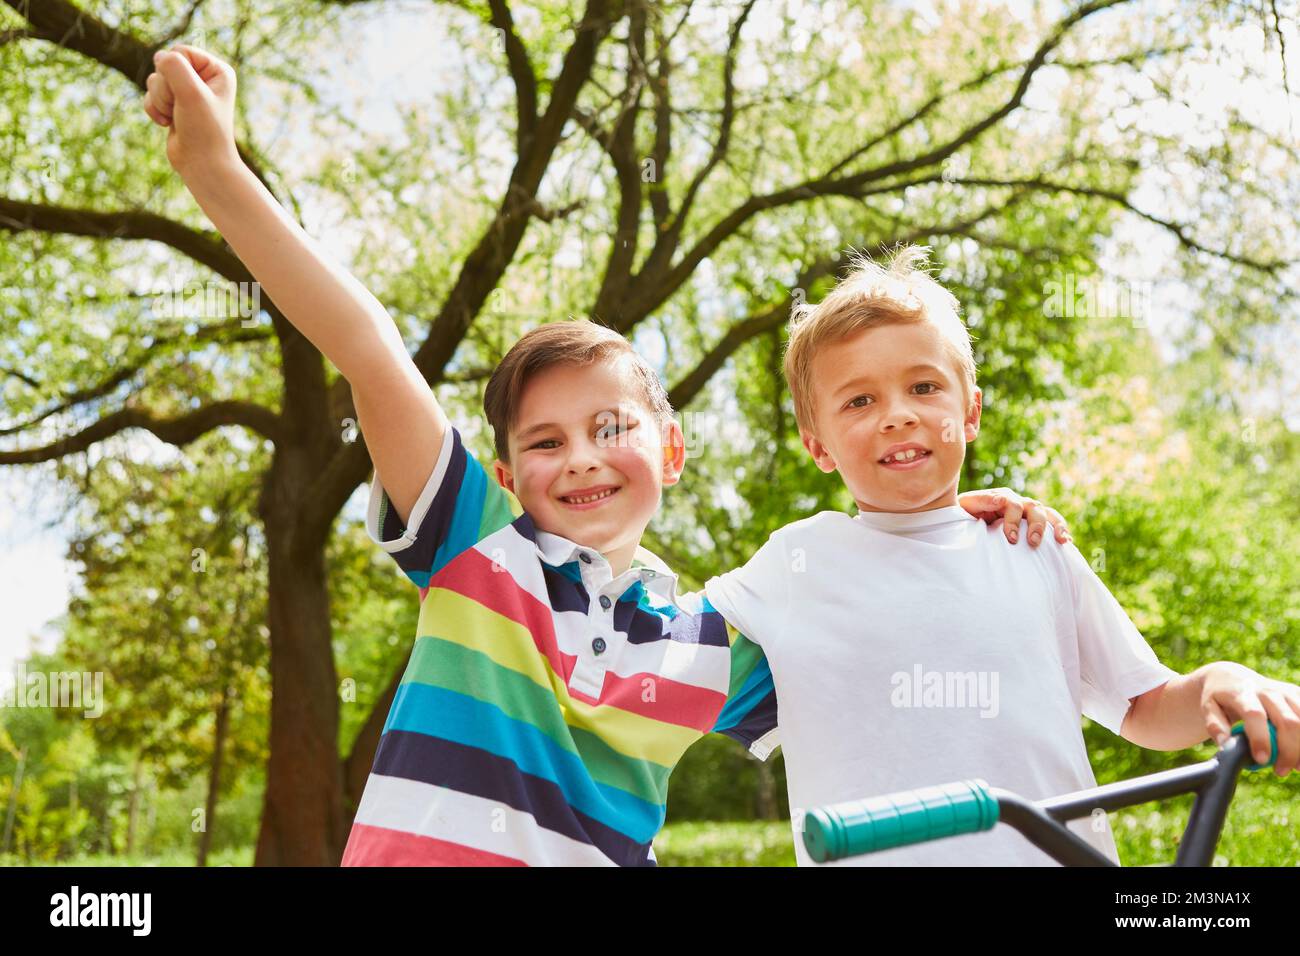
[532,528,680,602]
[853,504,975,532]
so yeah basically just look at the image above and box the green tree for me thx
[56,432,271,863]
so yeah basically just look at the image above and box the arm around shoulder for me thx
[704,528,794,651]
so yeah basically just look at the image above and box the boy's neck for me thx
[856,486,959,514]
[604,541,638,577]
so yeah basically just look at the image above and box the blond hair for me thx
[483,320,674,462]
[783,244,977,434]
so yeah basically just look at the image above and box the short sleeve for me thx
[1061,542,1180,735]
[702,530,793,651]
[708,617,780,760]
[365,425,522,588]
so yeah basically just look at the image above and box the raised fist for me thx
[142,45,239,177]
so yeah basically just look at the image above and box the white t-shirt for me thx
[704,505,1179,867]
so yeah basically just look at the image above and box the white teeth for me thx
[884,449,927,463]
[565,488,616,504]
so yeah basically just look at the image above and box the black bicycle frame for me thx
[989,730,1257,866]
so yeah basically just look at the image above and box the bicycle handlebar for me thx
[1232,721,1279,770]
[803,721,1280,864]
[803,779,999,863]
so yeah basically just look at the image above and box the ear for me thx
[801,430,837,474]
[963,387,983,443]
[660,417,687,487]
[492,458,516,493]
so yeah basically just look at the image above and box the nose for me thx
[564,434,601,474]
[878,394,920,433]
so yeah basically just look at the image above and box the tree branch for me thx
[590,4,650,321]
[0,319,272,438]
[297,433,372,557]
[0,195,249,280]
[0,194,339,446]
[667,191,1041,409]
[946,175,1290,273]
[645,0,757,280]
[155,0,207,47]
[824,0,1136,192]
[408,0,622,384]
[4,2,339,445]
[487,0,538,154]
[614,0,1135,331]
[4,0,278,196]
[667,256,838,410]
[0,365,42,389]
[0,400,286,464]
[646,9,674,231]
[823,41,1189,180]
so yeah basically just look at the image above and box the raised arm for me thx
[144,45,445,526]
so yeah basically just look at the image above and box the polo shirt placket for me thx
[534,533,677,700]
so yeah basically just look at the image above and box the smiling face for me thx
[801,320,982,513]
[492,354,685,575]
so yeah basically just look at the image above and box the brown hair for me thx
[482,320,674,462]
[783,244,977,435]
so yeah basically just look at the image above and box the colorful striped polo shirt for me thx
[341,425,780,866]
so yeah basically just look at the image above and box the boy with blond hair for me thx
[705,244,1300,866]
[143,46,1072,866]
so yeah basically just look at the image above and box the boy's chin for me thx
[860,486,949,512]
[541,504,648,545]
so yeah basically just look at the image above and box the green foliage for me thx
[666,734,789,823]
[329,518,421,755]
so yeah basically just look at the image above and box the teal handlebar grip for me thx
[803,779,999,863]
[1230,721,1278,770]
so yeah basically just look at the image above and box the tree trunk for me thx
[342,662,403,827]
[1,746,25,855]
[197,681,231,867]
[125,757,141,856]
[66,774,78,859]
[145,780,156,847]
[254,452,347,865]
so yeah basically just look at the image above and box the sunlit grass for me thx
[6,783,1292,867]
[1111,779,1298,867]
[653,820,796,866]
[0,846,253,867]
